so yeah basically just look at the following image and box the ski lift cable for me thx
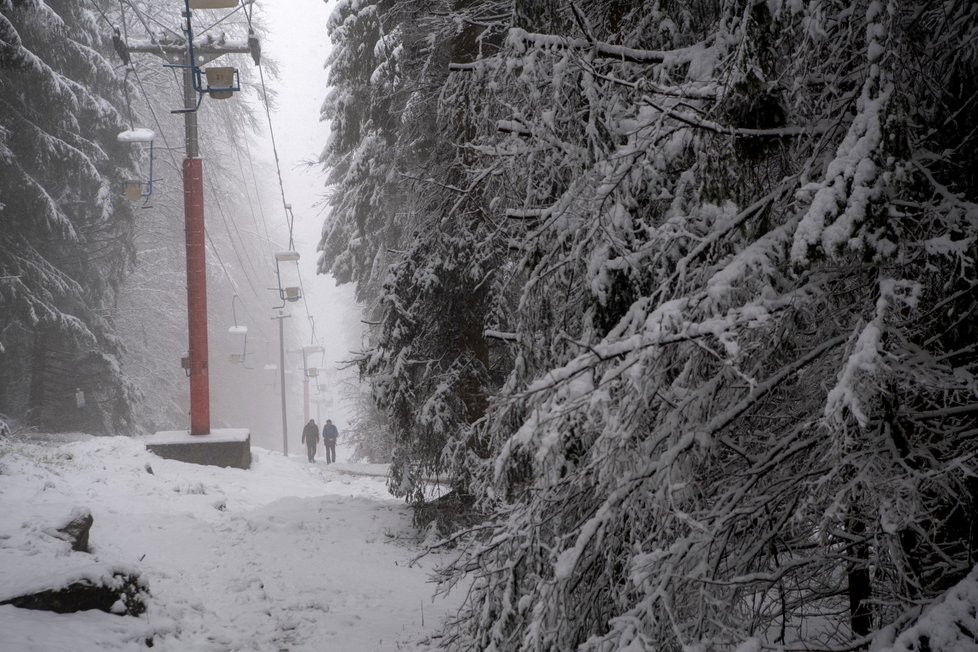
[201,141,273,324]
[212,178,268,298]
[240,127,276,248]
[203,227,265,340]
[244,11,316,339]
[228,113,275,263]
[233,146,275,264]
[195,0,253,39]
[122,0,184,42]
[206,116,280,307]
[240,7,316,345]
[128,61,181,177]
[121,68,137,128]
[256,61,295,250]
[244,8,295,252]
[206,175,269,306]
[120,0,185,96]
[85,1,176,199]
[296,262,312,321]
[204,228,243,301]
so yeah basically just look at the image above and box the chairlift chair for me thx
[117,128,155,204]
[301,344,323,378]
[274,251,302,303]
[228,294,249,364]
[228,325,248,364]
[163,0,244,109]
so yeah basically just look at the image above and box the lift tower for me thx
[118,0,260,436]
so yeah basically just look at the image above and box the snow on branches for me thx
[320,0,978,649]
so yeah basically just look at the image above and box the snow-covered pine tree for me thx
[0,0,140,435]
[319,0,518,504]
[428,1,978,649]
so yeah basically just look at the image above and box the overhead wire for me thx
[88,1,178,184]
[245,2,294,251]
[127,56,181,185]
[121,1,185,98]
[257,61,295,250]
[95,0,295,363]
[240,129,276,247]
[195,1,251,38]
[228,111,276,262]
[123,0,184,41]
[114,0,267,332]
[205,173,267,307]
[242,5,322,351]
[113,0,324,355]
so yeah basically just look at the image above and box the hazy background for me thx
[248,0,363,455]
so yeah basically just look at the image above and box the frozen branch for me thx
[484,330,518,341]
[507,27,712,66]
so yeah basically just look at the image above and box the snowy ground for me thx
[0,434,462,651]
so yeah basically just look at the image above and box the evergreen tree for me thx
[0,0,139,434]
[321,0,978,648]
[433,1,978,648]
[320,0,515,502]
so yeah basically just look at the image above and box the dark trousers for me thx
[324,440,336,464]
[306,443,317,462]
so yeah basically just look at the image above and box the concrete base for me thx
[144,428,251,469]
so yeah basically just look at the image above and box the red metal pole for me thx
[184,157,210,436]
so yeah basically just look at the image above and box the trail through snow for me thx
[0,435,462,651]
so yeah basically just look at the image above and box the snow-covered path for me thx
[0,436,461,651]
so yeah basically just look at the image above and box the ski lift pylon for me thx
[162,0,247,108]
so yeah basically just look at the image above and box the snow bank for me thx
[0,435,463,650]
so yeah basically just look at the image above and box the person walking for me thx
[301,419,318,463]
[322,419,338,464]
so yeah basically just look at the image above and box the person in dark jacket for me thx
[301,419,318,462]
[322,419,339,464]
